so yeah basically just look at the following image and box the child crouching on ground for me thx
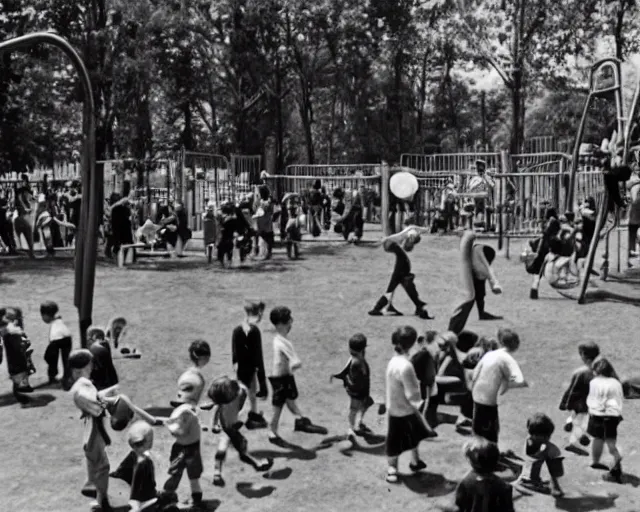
[453,437,514,512]
[515,413,565,497]
[559,341,599,455]
[330,333,375,443]
[208,376,274,486]
[587,358,624,483]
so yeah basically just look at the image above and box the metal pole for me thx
[0,32,96,347]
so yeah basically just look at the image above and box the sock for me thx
[189,478,202,494]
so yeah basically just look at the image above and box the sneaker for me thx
[256,458,274,472]
[479,312,503,321]
[367,308,383,316]
[386,468,399,483]
[590,462,609,470]
[246,411,268,430]
[409,460,427,472]
[81,483,97,497]
[191,492,203,506]
[415,306,434,320]
[213,473,225,487]
[294,417,328,434]
[551,487,565,498]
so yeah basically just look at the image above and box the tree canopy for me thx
[0,0,639,173]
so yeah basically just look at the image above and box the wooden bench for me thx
[117,243,171,267]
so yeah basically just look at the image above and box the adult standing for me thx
[13,173,35,258]
[108,193,134,259]
[65,180,82,246]
[465,160,495,232]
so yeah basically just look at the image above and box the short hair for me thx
[592,358,617,379]
[475,336,499,353]
[333,188,345,199]
[270,306,292,326]
[189,340,211,363]
[244,300,266,317]
[68,349,94,370]
[391,326,418,353]
[578,341,600,361]
[87,326,106,341]
[424,330,438,343]
[463,437,499,474]
[527,413,555,438]
[497,327,520,351]
[482,245,496,265]
[208,376,240,405]
[258,185,271,201]
[40,300,59,317]
[349,333,367,353]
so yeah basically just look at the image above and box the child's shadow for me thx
[619,472,640,487]
[236,482,276,499]
[251,440,317,461]
[263,467,293,481]
[0,392,56,409]
[402,471,458,497]
[554,492,619,512]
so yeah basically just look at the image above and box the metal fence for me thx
[400,152,502,173]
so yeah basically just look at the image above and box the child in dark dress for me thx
[331,333,375,443]
[453,437,514,512]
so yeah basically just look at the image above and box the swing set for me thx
[565,58,640,304]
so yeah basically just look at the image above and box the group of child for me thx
[1,293,631,512]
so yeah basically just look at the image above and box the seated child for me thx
[331,333,376,443]
[559,341,599,454]
[453,437,514,512]
[208,376,274,487]
[515,413,565,497]
[542,237,580,289]
[126,421,160,512]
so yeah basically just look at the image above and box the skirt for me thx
[385,412,429,457]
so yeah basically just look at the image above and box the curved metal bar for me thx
[0,32,97,347]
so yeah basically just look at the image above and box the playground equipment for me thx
[0,33,99,347]
[565,58,640,303]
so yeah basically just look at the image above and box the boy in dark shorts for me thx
[267,306,326,443]
[515,413,565,497]
[41,301,73,389]
[231,300,268,429]
[454,437,514,512]
[163,369,206,508]
[330,333,375,443]
[471,328,527,446]
[208,376,274,487]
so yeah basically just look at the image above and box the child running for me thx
[453,437,515,512]
[330,333,375,444]
[208,376,274,487]
[385,326,430,484]
[559,341,600,455]
[231,300,268,429]
[41,300,73,389]
[587,358,624,483]
[267,306,326,444]
[471,327,528,447]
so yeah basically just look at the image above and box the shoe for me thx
[268,433,286,447]
[354,423,374,436]
[81,483,97,498]
[15,385,34,393]
[191,492,203,506]
[213,473,225,487]
[384,304,403,316]
[294,417,328,434]
[564,444,589,456]
[409,460,427,472]
[386,468,399,483]
[551,487,565,498]
[415,306,434,320]
[246,411,268,430]
[590,462,609,470]
[530,288,539,300]
[368,296,388,316]
[479,312,503,321]
[256,458,274,472]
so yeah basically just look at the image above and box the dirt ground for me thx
[1,234,639,512]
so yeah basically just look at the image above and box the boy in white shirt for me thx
[41,300,73,389]
[471,328,528,446]
[267,306,326,444]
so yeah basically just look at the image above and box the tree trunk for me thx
[416,50,428,138]
[393,49,404,157]
[614,4,625,61]
[297,76,315,164]
[275,55,285,171]
[510,71,524,155]
[181,102,194,151]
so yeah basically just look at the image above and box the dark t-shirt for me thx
[130,455,157,502]
[384,240,411,274]
[67,196,81,225]
[411,349,436,400]
[89,341,119,391]
[344,358,370,400]
[455,470,514,512]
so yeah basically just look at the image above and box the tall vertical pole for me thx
[381,163,391,236]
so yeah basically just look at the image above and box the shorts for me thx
[269,375,299,407]
[587,415,622,440]
[167,441,203,479]
[472,402,499,443]
[349,395,374,413]
[385,413,430,457]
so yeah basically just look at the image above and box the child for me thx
[453,437,514,512]
[208,376,274,487]
[125,421,161,512]
[368,225,434,319]
[410,332,437,429]
[0,307,35,402]
[253,185,275,259]
[587,358,624,483]
[471,327,528,445]
[87,326,119,392]
[267,306,326,443]
[515,413,565,497]
[559,341,600,454]
[68,349,118,512]
[163,368,206,507]
[462,336,499,370]
[330,333,375,443]
[231,300,268,430]
[188,339,211,376]
[384,326,430,483]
